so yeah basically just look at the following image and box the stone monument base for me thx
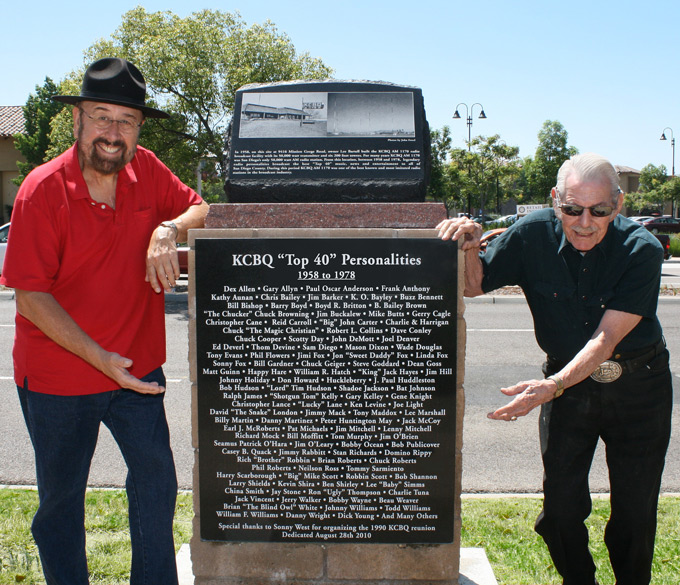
[177,545,498,585]
[188,203,466,584]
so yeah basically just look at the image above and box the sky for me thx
[2,0,678,172]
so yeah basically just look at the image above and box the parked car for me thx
[472,215,496,225]
[494,214,517,226]
[628,216,654,223]
[640,216,680,234]
[480,228,507,250]
[0,222,9,275]
[178,246,189,275]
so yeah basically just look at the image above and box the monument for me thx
[224,80,430,202]
[188,80,466,584]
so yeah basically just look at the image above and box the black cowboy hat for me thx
[52,58,169,119]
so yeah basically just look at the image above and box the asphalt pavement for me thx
[0,258,678,493]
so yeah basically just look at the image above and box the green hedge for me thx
[669,234,680,257]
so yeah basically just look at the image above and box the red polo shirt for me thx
[0,144,203,395]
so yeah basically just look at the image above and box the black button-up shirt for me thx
[480,209,664,362]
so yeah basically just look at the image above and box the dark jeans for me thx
[535,351,672,585]
[17,368,178,585]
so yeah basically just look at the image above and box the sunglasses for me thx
[554,188,617,218]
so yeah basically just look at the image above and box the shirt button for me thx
[585,321,589,326]
[90,201,95,206]
[101,204,106,210]
[583,268,588,273]
[582,295,587,300]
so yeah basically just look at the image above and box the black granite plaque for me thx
[225,81,430,202]
[196,238,457,543]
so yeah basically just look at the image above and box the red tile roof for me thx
[0,106,26,137]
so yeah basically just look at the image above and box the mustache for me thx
[93,137,126,149]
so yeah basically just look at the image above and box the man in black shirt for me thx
[438,153,672,585]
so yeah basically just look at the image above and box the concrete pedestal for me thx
[187,203,467,584]
[178,546,498,585]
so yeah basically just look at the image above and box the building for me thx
[0,106,25,223]
[615,164,641,194]
[242,103,309,120]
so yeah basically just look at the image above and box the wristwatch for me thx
[547,375,565,399]
[159,221,178,238]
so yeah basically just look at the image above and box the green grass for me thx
[1,489,678,584]
[460,497,680,584]
[0,489,192,584]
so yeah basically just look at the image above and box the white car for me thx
[0,223,9,275]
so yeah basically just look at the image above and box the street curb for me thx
[167,291,680,304]
[466,293,680,304]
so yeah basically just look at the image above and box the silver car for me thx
[0,223,9,275]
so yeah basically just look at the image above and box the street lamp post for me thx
[453,103,487,215]
[453,103,487,151]
[660,127,676,216]
[493,140,507,214]
[660,127,675,177]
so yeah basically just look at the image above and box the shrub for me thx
[669,234,680,257]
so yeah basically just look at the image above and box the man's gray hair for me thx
[556,153,622,203]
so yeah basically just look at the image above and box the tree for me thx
[44,76,81,162]
[438,135,521,215]
[622,163,669,215]
[660,177,680,214]
[13,77,64,185]
[623,190,664,214]
[525,120,578,202]
[639,163,668,193]
[475,135,521,214]
[447,147,480,213]
[79,7,334,195]
[427,125,453,201]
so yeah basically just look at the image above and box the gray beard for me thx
[83,138,134,175]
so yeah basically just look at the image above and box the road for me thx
[0,259,678,493]
[660,255,680,287]
[0,294,195,489]
[462,297,680,493]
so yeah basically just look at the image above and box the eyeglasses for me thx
[78,108,143,134]
[554,188,617,218]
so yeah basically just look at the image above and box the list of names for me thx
[196,239,457,543]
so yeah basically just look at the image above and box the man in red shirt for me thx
[1,58,209,584]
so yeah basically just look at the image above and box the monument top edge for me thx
[238,79,422,91]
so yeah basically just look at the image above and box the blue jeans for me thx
[17,368,178,585]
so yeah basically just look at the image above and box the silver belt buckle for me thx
[590,360,623,383]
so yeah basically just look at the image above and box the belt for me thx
[546,339,666,383]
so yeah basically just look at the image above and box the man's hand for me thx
[487,378,558,421]
[16,290,165,395]
[436,217,483,250]
[146,224,179,293]
[437,217,485,296]
[97,351,165,395]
